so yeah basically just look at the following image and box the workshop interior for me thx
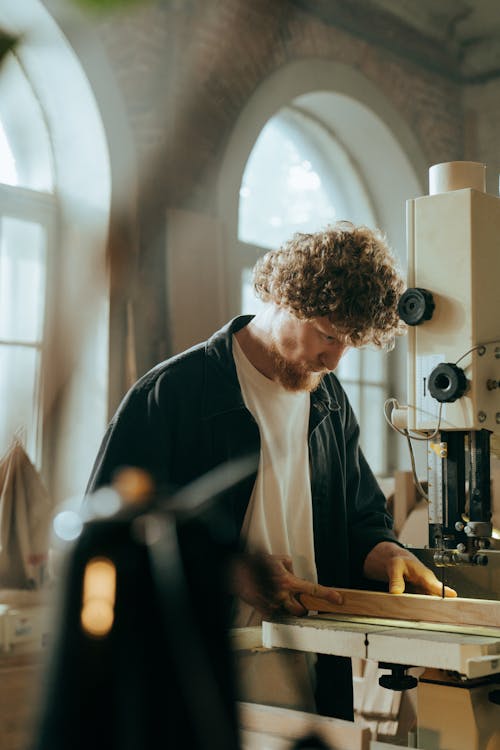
[1,1,500,749]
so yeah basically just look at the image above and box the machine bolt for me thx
[455,521,465,532]
[456,543,466,553]
[487,379,499,390]
[478,346,486,356]
[478,411,487,423]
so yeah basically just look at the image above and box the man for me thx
[87,222,455,720]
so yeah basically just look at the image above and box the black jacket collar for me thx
[203,315,339,420]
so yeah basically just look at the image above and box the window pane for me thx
[342,382,360,420]
[0,217,47,342]
[362,347,387,383]
[360,384,387,476]
[239,112,345,250]
[241,267,266,315]
[0,54,53,191]
[0,345,40,460]
[336,347,361,381]
[236,105,388,474]
[0,122,17,185]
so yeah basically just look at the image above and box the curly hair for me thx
[253,222,406,349]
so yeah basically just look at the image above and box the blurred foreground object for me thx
[30,463,255,750]
[0,439,53,589]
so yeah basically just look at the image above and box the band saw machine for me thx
[247,161,500,750]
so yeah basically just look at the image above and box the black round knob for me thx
[428,363,468,403]
[398,288,435,325]
[379,672,418,691]
[378,663,418,691]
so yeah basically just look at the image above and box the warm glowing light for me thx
[81,557,116,637]
[112,467,154,505]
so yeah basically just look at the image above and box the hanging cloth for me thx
[0,439,52,589]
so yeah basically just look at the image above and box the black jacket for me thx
[87,315,398,718]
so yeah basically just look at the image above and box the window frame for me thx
[0,182,57,467]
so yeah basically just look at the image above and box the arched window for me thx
[0,0,116,502]
[218,61,424,477]
[0,52,56,464]
[238,106,375,310]
[237,105,389,475]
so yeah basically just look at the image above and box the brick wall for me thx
[91,0,468,372]
[465,79,500,196]
[96,0,464,212]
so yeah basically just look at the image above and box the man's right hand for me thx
[230,552,343,618]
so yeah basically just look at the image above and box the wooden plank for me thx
[238,702,370,750]
[299,588,500,629]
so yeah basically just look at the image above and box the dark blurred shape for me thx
[30,460,259,750]
[0,31,17,66]
[292,733,331,749]
[31,456,329,749]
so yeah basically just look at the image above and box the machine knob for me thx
[398,288,435,325]
[428,363,468,403]
[378,663,417,691]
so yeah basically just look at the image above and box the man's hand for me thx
[230,552,343,618]
[363,541,457,597]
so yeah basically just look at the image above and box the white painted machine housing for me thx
[406,163,500,433]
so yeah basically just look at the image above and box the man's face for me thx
[268,311,349,392]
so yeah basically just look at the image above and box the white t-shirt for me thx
[232,335,318,711]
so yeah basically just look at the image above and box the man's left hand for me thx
[363,541,457,597]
